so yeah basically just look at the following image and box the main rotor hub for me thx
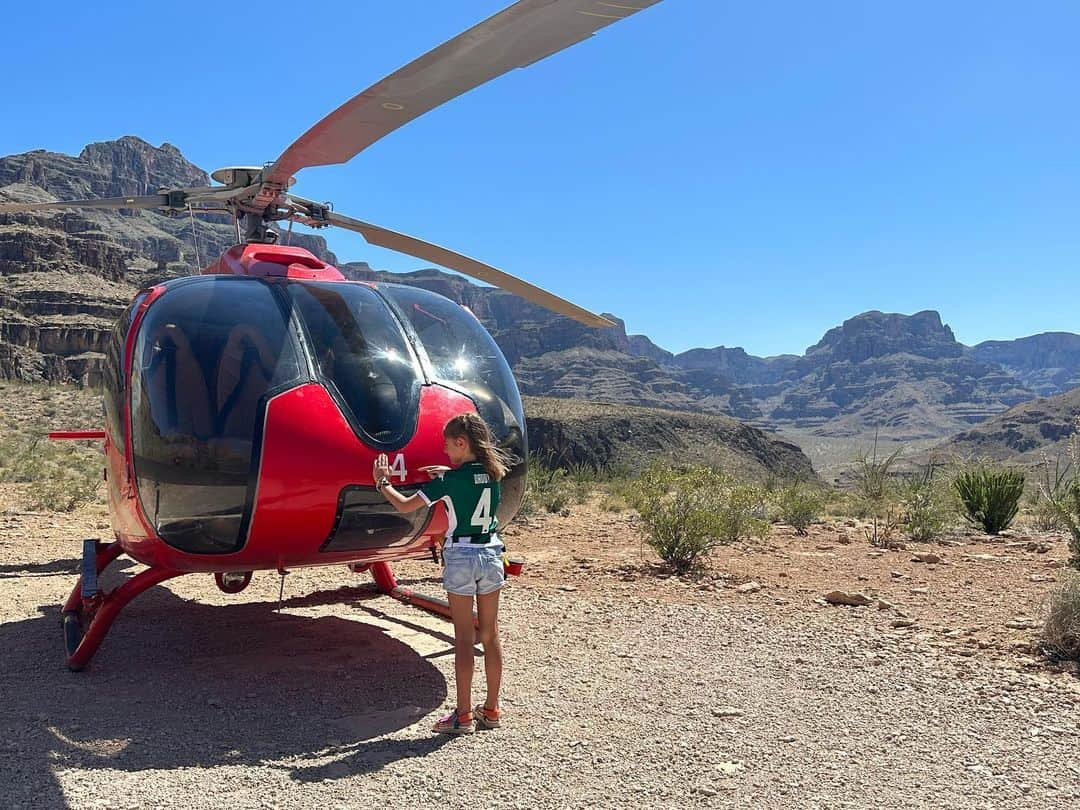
[209,166,296,190]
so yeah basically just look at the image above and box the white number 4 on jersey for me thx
[471,488,492,532]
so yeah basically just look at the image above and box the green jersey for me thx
[418,461,501,547]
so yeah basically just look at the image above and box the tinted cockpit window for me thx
[287,282,421,446]
[130,278,299,554]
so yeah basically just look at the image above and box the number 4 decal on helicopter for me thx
[389,453,407,481]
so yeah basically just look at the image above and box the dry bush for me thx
[1042,575,1080,661]
[852,439,903,547]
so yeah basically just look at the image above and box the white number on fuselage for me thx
[390,453,407,481]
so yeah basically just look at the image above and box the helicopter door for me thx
[129,277,301,554]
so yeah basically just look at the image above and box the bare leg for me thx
[448,592,476,716]
[476,589,503,711]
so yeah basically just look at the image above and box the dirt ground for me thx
[2,488,1080,809]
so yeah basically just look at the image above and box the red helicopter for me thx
[0,0,661,670]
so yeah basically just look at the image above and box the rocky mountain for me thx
[0,137,334,382]
[928,386,1080,465]
[969,333,1080,398]
[2,138,1079,456]
[523,396,815,480]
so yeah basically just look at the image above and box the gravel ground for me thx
[2,497,1080,809]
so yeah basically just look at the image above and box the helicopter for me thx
[0,0,662,670]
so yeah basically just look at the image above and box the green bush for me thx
[0,434,102,512]
[630,463,768,572]
[900,463,953,542]
[1042,575,1080,661]
[953,465,1024,535]
[776,482,823,535]
[520,460,573,515]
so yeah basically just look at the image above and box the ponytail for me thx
[444,412,514,481]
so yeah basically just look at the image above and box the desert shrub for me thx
[1027,452,1073,532]
[852,440,903,547]
[1044,419,1080,569]
[520,459,573,515]
[776,482,823,535]
[1042,575,1080,661]
[899,462,954,542]
[630,463,768,572]
[1051,480,1080,571]
[953,465,1024,535]
[0,434,102,512]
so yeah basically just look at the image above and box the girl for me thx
[373,412,513,735]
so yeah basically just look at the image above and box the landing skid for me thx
[60,544,470,671]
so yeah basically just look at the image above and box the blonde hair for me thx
[444,413,513,481]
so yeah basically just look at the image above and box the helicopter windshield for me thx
[378,284,524,443]
[286,282,422,447]
[377,283,526,522]
[130,278,301,554]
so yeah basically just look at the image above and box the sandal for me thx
[473,704,502,730]
[432,708,474,735]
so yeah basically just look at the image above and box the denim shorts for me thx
[442,543,505,596]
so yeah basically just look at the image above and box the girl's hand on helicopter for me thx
[419,465,451,479]
[373,453,391,482]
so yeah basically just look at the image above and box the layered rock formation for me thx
[3,138,1079,454]
[929,386,1080,464]
[0,138,334,384]
[969,333,1080,399]
[523,396,815,480]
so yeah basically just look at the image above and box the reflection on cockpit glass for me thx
[287,281,422,446]
[377,284,525,451]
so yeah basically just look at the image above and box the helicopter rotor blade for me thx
[0,185,252,215]
[323,209,614,328]
[261,0,661,189]
[0,194,170,213]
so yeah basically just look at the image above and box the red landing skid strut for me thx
[61,542,469,671]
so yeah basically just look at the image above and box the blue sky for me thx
[2,1,1077,357]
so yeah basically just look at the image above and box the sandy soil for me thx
[2,490,1079,809]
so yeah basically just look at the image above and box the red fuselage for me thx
[101,244,527,574]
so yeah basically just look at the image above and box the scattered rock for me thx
[714,761,744,775]
[891,618,917,628]
[911,552,942,564]
[737,581,763,594]
[1005,617,1041,630]
[711,707,745,718]
[1029,574,1056,583]
[823,590,873,607]
[876,599,896,611]
[910,587,929,595]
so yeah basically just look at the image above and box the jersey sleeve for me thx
[417,475,448,506]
